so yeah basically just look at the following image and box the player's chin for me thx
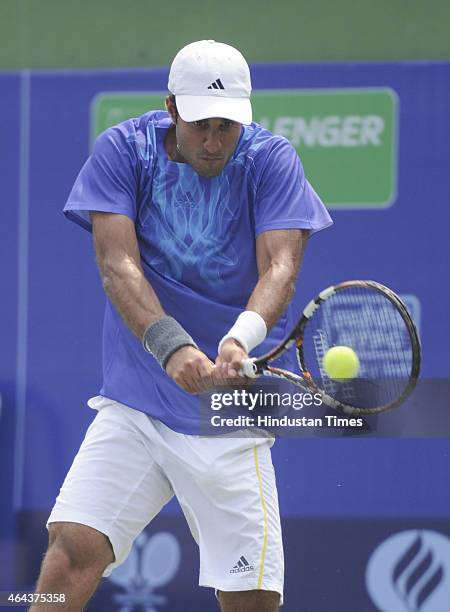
[195,160,226,177]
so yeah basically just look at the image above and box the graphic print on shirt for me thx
[141,123,273,288]
[148,164,239,286]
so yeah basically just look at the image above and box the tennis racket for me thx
[241,280,421,415]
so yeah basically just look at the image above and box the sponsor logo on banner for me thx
[91,87,398,210]
[365,530,450,611]
[252,88,398,209]
[91,92,166,145]
[107,531,181,611]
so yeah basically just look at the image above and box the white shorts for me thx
[47,396,284,603]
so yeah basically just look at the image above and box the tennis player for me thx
[32,40,332,611]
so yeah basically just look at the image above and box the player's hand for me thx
[165,346,217,394]
[215,338,249,384]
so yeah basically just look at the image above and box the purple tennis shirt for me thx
[64,111,333,433]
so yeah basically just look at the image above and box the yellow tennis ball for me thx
[322,346,360,380]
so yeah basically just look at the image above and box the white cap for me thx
[168,40,252,125]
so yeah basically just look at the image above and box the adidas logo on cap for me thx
[207,78,225,90]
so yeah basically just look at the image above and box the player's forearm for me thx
[246,262,298,330]
[99,254,165,339]
[218,229,307,356]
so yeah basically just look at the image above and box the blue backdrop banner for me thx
[1,61,449,609]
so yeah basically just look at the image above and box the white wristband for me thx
[218,311,267,354]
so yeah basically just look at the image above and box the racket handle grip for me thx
[240,358,258,378]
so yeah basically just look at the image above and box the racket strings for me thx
[302,286,416,409]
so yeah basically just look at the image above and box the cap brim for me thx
[175,95,252,125]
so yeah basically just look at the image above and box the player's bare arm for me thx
[250,228,309,327]
[91,211,214,394]
[91,212,164,335]
[217,228,309,377]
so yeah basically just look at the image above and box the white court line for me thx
[13,70,31,510]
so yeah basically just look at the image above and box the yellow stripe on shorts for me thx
[253,445,268,589]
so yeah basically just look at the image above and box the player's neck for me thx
[165,125,185,163]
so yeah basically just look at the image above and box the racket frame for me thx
[243,280,421,415]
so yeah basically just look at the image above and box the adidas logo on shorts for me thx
[230,555,255,574]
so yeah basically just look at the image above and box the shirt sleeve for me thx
[63,123,139,232]
[254,137,333,236]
